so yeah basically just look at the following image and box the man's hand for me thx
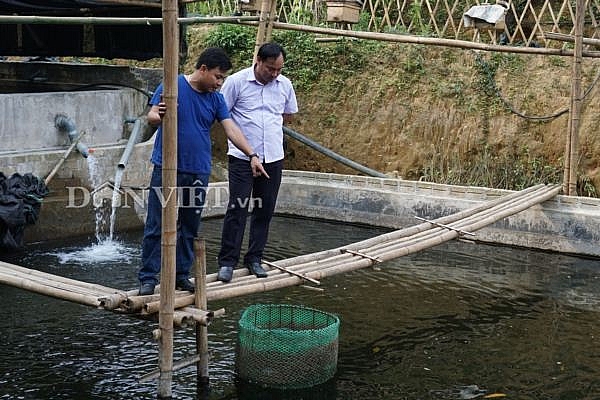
[251,157,269,178]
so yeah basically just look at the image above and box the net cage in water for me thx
[236,303,340,389]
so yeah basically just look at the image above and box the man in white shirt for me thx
[217,42,298,283]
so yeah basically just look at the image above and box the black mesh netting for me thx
[236,304,340,389]
[0,172,49,250]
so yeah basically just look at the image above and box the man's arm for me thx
[147,94,166,126]
[221,118,269,178]
[283,113,294,125]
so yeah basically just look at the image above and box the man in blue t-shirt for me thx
[138,47,267,296]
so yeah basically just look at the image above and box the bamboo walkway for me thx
[0,183,561,325]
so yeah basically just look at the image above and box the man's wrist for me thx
[248,153,259,160]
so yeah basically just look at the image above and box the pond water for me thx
[1,216,600,399]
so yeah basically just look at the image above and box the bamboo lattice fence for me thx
[190,0,600,48]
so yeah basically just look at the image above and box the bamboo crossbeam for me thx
[0,262,119,294]
[362,184,555,254]
[360,186,560,258]
[414,216,476,236]
[0,15,259,25]
[543,32,600,46]
[240,21,600,58]
[341,249,382,263]
[262,259,321,284]
[139,354,202,383]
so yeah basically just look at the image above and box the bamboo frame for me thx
[134,184,561,312]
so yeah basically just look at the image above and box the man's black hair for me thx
[257,42,286,61]
[195,47,232,71]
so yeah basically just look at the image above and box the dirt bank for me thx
[184,28,600,195]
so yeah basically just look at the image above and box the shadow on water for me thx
[2,216,600,399]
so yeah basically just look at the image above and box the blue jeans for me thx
[138,166,209,285]
[218,156,283,268]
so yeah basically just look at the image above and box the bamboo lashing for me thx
[414,216,476,236]
[262,259,321,285]
[341,248,382,263]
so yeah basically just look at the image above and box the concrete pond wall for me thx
[275,171,600,258]
[0,83,156,242]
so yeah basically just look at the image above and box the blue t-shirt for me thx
[149,75,230,174]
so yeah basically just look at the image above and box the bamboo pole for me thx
[193,238,210,389]
[240,21,600,59]
[543,31,600,46]
[254,0,274,61]
[265,0,278,43]
[0,273,101,307]
[563,0,585,196]
[0,15,259,25]
[0,261,120,294]
[95,0,162,7]
[157,0,179,397]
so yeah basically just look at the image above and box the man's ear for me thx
[198,64,208,72]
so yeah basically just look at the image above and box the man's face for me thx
[200,66,227,92]
[254,54,284,85]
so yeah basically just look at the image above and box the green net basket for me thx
[236,303,340,389]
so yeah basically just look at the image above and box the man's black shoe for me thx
[176,279,195,293]
[245,262,268,278]
[217,266,234,283]
[139,282,155,296]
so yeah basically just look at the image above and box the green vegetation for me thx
[204,24,381,91]
[200,23,594,196]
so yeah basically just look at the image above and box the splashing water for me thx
[109,167,125,241]
[52,239,137,265]
[86,155,112,242]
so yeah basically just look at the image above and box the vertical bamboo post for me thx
[253,0,275,61]
[265,0,277,42]
[157,0,179,397]
[194,238,210,392]
[563,0,584,196]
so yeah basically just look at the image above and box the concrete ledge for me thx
[19,170,600,258]
[277,171,600,257]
